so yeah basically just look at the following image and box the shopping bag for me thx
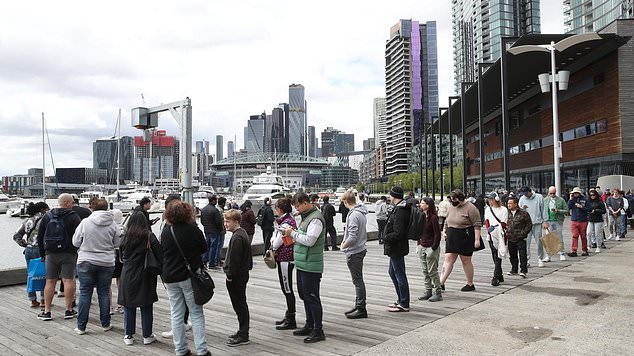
[540,229,563,256]
[27,257,46,293]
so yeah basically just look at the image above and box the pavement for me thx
[358,237,634,355]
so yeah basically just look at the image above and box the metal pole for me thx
[448,97,460,191]
[478,65,490,195]
[42,112,45,199]
[431,116,436,201]
[181,101,193,205]
[419,118,424,198]
[550,42,562,196]
[439,108,444,199]
[500,38,512,192]
[424,121,429,196]
[460,83,473,192]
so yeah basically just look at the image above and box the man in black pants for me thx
[321,196,338,251]
[260,198,275,254]
[223,209,253,347]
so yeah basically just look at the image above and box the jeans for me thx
[546,221,565,255]
[203,233,220,265]
[488,240,503,280]
[416,245,441,293]
[24,246,44,301]
[263,229,274,252]
[226,278,250,338]
[325,225,337,248]
[277,261,296,314]
[76,262,115,331]
[388,256,410,308]
[346,250,367,307]
[166,278,208,356]
[297,270,323,330]
[526,223,544,261]
[508,239,528,274]
[124,305,153,338]
[587,222,604,247]
[608,214,625,237]
[570,221,588,252]
[210,233,225,267]
[377,219,387,243]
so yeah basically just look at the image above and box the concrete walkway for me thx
[358,237,634,355]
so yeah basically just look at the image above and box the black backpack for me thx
[43,211,69,252]
[407,205,426,241]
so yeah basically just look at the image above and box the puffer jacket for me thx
[507,208,532,242]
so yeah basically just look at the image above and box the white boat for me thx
[242,166,289,212]
[79,189,106,205]
[193,186,216,210]
[0,191,21,214]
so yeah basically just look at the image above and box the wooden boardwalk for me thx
[0,229,589,356]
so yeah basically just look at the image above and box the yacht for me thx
[242,166,289,213]
[0,191,21,214]
[79,189,106,205]
[193,186,216,210]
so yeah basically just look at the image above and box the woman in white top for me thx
[483,192,508,287]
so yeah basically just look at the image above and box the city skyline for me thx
[0,1,565,177]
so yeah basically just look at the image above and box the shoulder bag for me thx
[170,226,215,305]
[144,231,161,276]
[264,248,276,269]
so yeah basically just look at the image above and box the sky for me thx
[0,0,564,178]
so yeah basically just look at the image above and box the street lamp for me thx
[507,33,601,196]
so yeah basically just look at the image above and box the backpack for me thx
[256,208,263,226]
[407,205,426,241]
[43,211,69,252]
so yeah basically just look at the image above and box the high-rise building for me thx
[564,0,633,33]
[385,19,439,175]
[246,113,266,153]
[215,135,223,161]
[308,126,317,157]
[452,0,540,93]
[93,136,134,183]
[133,130,180,184]
[373,97,387,148]
[320,127,354,157]
[195,140,210,183]
[227,141,235,159]
[363,138,376,151]
[288,84,307,156]
[266,107,287,153]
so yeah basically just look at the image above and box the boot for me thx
[346,307,367,319]
[303,329,326,343]
[275,311,290,326]
[428,291,443,302]
[344,306,358,316]
[276,313,296,330]
[293,324,313,336]
[418,289,433,300]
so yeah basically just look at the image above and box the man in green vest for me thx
[283,192,326,343]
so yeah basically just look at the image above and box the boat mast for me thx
[116,109,121,197]
[233,134,237,193]
[42,112,45,200]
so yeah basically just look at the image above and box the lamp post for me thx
[438,107,448,199]
[478,63,493,195]
[508,33,601,196]
[448,96,460,191]
[460,82,474,192]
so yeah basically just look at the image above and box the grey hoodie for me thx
[518,192,547,224]
[73,210,122,267]
[342,204,368,256]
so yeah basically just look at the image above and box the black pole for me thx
[460,82,474,192]
[431,115,436,201]
[478,64,492,195]
[425,120,431,196]
[448,96,460,192]
[500,37,518,192]
[419,116,424,198]
[438,108,444,199]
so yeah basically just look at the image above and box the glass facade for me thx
[288,84,307,155]
[93,136,133,183]
[565,0,633,33]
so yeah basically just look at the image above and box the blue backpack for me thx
[43,211,69,252]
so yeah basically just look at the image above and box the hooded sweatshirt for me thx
[518,192,547,224]
[342,203,368,256]
[73,210,122,267]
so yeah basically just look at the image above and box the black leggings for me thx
[276,261,296,314]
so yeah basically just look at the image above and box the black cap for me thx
[519,186,530,194]
[390,186,404,200]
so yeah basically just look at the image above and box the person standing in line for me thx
[474,194,486,225]
[310,193,320,210]
[586,189,606,253]
[375,196,388,244]
[271,197,298,330]
[567,187,589,257]
[437,196,451,231]
[417,197,442,302]
[13,201,49,308]
[118,211,162,345]
[260,198,275,254]
[284,192,327,343]
[320,195,338,251]
[484,192,508,287]
[341,190,369,319]
[439,190,482,292]
[506,196,532,278]
[542,186,569,261]
[518,186,548,267]
[214,196,228,268]
[223,209,253,347]
[36,193,82,321]
[383,186,411,312]
[338,199,350,231]
[161,201,210,356]
[72,198,122,335]
[110,209,125,315]
[240,200,257,245]
[133,197,158,228]
[200,195,223,268]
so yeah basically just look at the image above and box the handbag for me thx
[170,226,215,305]
[264,249,276,269]
[465,226,486,251]
[541,228,563,256]
[27,257,46,293]
[144,232,161,276]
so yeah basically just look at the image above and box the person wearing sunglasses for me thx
[542,186,568,261]
[586,189,606,252]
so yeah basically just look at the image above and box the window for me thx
[561,129,575,142]
[597,119,607,133]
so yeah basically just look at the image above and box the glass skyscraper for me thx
[384,19,438,176]
[564,0,633,33]
[288,84,307,156]
[93,136,134,183]
[452,0,540,93]
[246,114,266,153]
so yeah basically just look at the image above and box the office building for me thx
[195,140,210,183]
[564,0,633,33]
[452,0,540,93]
[363,138,376,151]
[384,19,438,175]
[227,141,235,159]
[373,97,387,148]
[93,136,134,183]
[133,130,180,184]
[215,135,223,161]
[56,168,108,185]
[320,127,354,157]
[265,109,286,153]
[308,126,317,158]
[246,113,266,153]
[288,84,307,155]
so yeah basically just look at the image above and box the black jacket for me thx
[72,205,92,220]
[338,202,350,223]
[37,208,81,257]
[383,200,410,257]
[118,232,162,307]
[223,227,252,281]
[586,198,606,223]
[160,223,207,283]
[200,203,223,234]
[259,205,275,231]
[240,208,257,235]
[133,205,151,228]
[321,203,336,228]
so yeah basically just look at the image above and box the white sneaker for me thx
[607,234,614,240]
[527,261,531,268]
[124,335,134,346]
[185,322,192,331]
[542,256,551,263]
[143,334,156,345]
[74,328,86,335]
[102,325,113,332]
[615,236,622,241]
[559,254,566,261]
[538,260,545,268]
[595,248,601,253]
[161,330,173,338]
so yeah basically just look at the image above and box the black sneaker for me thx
[567,252,578,257]
[64,310,77,319]
[460,284,476,292]
[491,278,500,287]
[581,251,589,256]
[601,243,606,249]
[293,325,313,336]
[226,335,249,347]
[591,243,597,248]
[37,311,52,321]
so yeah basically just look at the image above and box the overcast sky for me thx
[0,0,564,178]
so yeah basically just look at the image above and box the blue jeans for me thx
[76,262,115,330]
[526,223,544,261]
[202,233,220,265]
[211,233,225,266]
[388,256,410,308]
[124,305,153,338]
[24,246,43,301]
[166,278,208,356]
[297,270,323,330]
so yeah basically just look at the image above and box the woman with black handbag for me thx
[160,201,211,356]
[483,192,509,287]
[118,211,162,346]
